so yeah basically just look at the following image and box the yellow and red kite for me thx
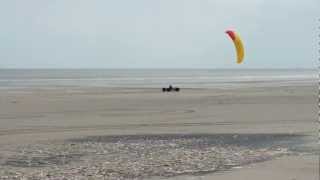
[225,30,245,64]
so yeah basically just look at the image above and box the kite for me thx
[225,30,245,64]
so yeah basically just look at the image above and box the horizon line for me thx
[0,68,316,70]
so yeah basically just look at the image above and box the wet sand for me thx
[0,85,317,179]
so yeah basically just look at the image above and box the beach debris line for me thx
[162,85,180,92]
[0,134,304,180]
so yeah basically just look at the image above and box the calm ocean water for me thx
[0,69,316,89]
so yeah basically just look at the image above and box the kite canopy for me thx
[225,30,245,64]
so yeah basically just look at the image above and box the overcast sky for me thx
[0,0,319,68]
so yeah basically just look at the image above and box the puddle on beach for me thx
[0,133,311,179]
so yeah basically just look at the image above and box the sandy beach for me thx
[0,85,317,179]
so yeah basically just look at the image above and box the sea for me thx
[0,69,316,89]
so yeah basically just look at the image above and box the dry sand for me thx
[0,85,317,179]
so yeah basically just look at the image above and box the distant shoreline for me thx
[0,69,316,89]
